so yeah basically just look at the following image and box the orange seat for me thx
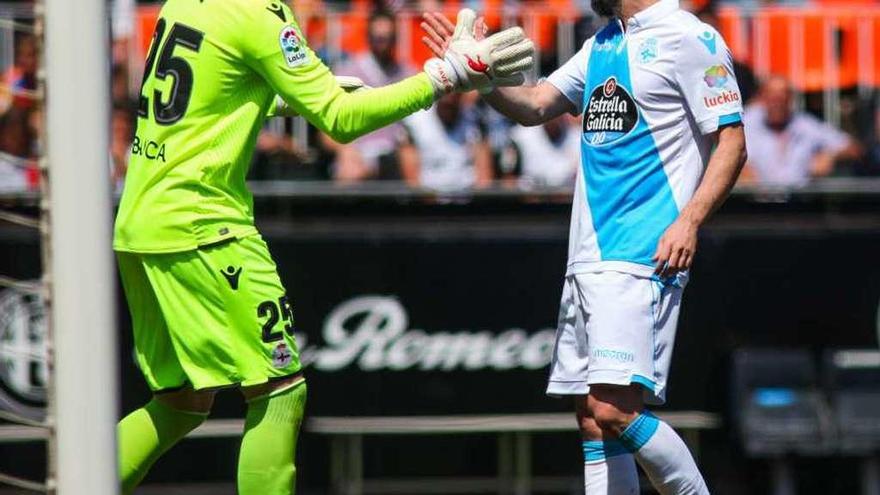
[717,6,749,64]
[338,11,370,56]
[518,5,556,53]
[871,15,880,86]
[406,4,461,67]
[483,0,504,31]
[835,10,860,89]
[813,0,876,4]
[131,3,880,90]
[135,4,161,59]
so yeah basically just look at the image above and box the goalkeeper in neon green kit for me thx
[114,0,533,493]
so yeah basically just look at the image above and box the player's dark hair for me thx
[694,0,719,21]
[368,9,396,28]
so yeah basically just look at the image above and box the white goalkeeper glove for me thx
[273,76,371,117]
[423,9,535,96]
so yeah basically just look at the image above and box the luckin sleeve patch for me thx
[279,24,308,68]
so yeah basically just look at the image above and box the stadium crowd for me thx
[1,0,880,195]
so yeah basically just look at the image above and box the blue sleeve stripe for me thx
[583,440,631,462]
[718,112,742,127]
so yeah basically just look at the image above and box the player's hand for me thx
[421,11,488,58]
[652,218,698,278]
[423,8,534,96]
[273,76,371,117]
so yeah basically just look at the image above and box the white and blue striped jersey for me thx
[546,0,743,278]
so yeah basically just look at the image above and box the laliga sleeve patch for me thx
[279,24,308,68]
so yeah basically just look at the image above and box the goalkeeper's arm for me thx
[254,53,437,144]
[267,76,372,118]
[246,8,532,143]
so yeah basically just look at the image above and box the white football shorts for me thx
[546,271,685,405]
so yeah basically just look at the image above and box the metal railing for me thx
[0,176,876,207]
[0,411,721,495]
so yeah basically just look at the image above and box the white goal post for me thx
[44,0,118,493]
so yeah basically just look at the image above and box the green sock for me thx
[238,382,307,495]
[117,399,207,495]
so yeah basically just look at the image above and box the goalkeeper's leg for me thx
[117,388,216,495]
[238,375,307,495]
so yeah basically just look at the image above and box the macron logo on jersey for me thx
[697,30,717,54]
[266,2,287,22]
[279,25,308,68]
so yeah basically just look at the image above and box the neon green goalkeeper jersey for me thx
[114,0,435,253]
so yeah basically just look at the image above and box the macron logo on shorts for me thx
[593,348,635,363]
[221,266,243,290]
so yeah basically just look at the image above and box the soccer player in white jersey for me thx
[423,1,746,492]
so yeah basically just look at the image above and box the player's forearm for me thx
[303,74,435,144]
[259,51,436,143]
[679,125,747,228]
[482,83,564,126]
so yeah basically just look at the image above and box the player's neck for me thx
[618,0,661,30]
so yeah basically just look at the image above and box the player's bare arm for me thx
[482,85,575,127]
[653,124,747,277]
[421,11,572,126]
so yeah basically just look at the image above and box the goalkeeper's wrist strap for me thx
[423,58,458,98]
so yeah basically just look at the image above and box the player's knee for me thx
[590,401,632,435]
[588,385,643,436]
[577,414,605,440]
[155,387,216,415]
[575,396,604,440]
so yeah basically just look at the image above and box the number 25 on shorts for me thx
[257,296,294,343]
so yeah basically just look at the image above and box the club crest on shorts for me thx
[279,24,308,68]
[272,342,293,368]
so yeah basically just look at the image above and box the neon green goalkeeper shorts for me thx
[117,234,302,392]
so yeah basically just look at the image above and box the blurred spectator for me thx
[111,63,135,108]
[250,125,315,180]
[111,104,135,190]
[510,114,580,188]
[324,10,416,182]
[111,0,136,42]
[742,76,861,187]
[2,32,38,112]
[865,108,880,177]
[0,106,37,192]
[398,92,493,192]
[375,0,408,12]
[692,1,757,104]
[476,98,521,183]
